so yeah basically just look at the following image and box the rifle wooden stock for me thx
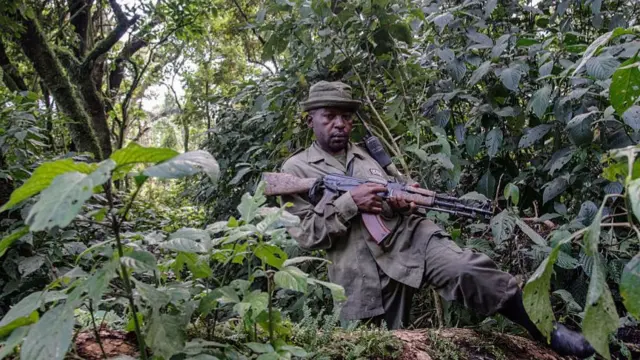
[262,172,317,196]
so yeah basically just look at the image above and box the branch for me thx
[80,0,139,71]
[0,39,27,92]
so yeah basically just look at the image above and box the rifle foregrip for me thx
[262,173,317,196]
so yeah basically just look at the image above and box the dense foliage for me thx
[1,0,640,359]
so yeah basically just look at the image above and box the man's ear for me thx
[305,112,314,127]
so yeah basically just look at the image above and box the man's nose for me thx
[334,116,347,128]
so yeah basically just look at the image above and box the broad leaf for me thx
[503,183,519,205]
[518,124,552,148]
[523,244,563,341]
[477,171,496,198]
[282,256,329,267]
[308,279,347,302]
[538,61,553,77]
[170,228,211,243]
[515,219,546,246]
[19,255,44,277]
[0,226,29,257]
[586,56,620,80]
[528,85,552,118]
[620,254,640,319]
[254,244,287,269]
[469,60,491,85]
[573,31,613,76]
[110,142,178,176]
[246,342,274,354]
[542,177,568,204]
[0,159,96,212]
[485,128,503,158]
[437,48,454,63]
[490,210,515,244]
[610,57,640,116]
[0,325,30,359]
[145,310,186,360]
[121,250,158,273]
[1,292,56,334]
[622,105,640,131]
[234,290,269,318]
[465,134,484,157]
[161,238,207,253]
[566,111,596,146]
[500,67,521,91]
[133,279,171,309]
[628,179,640,223]
[447,59,467,82]
[21,304,75,360]
[547,148,575,175]
[432,13,453,33]
[582,257,618,359]
[274,266,308,293]
[237,192,263,222]
[144,150,220,181]
[26,160,115,231]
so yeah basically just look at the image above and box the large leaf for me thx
[143,150,220,181]
[586,56,620,80]
[234,290,269,318]
[490,210,515,245]
[21,304,75,360]
[0,325,30,359]
[582,257,618,359]
[254,244,287,269]
[477,171,496,198]
[610,57,640,116]
[503,183,519,205]
[500,67,521,91]
[110,142,178,168]
[573,31,613,76]
[528,85,552,118]
[25,160,115,231]
[133,279,171,309]
[121,250,158,273]
[308,279,347,302]
[518,124,552,148]
[515,218,546,247]
[523,244,563,341]
[274,266,308,293]
[160,238,208,253]
[620,253,640,319]
[0,159,96,212]
[0,226,29,257]
[542,177,568,204]
[145,310,186,360]
[447,59,467,82]
[465,134,484,157]
[566,111,596,146]
[469,60,492,85]
[622,105,640,131]
[628,179,640,223]
[546,148,575,175]
[432,12,453,33]
[485,128,503,158]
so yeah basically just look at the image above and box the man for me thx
[280,81,595,358]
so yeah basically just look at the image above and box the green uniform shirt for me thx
[281,142,443,320]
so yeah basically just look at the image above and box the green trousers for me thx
[365,232,519,330]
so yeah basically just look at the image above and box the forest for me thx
[0,0,639,359]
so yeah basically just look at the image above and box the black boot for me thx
[498,290,596,359]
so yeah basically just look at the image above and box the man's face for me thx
[308,107,354,154]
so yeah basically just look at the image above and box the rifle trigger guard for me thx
[308,178,326,205]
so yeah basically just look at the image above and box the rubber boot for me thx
[498,290,596,359]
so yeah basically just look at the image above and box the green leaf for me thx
[19,255,44,277]
[500,67,521,91]
[432,12,453,33]
[179,253,212,279]
[254,244,287,269]
[274,266,308,293]
[542,177,568,204]
[627,179,640,223]
[490,210,515,245]
[279,345,308,357]
[485,128,503,158]
[133,279,171,310]
[477,171,496,198]
[620,253,640,319]
[110,142,178,167]
[528,85,552,118]
[573,31,613,76]
[0,325,30,359]
[0,311,37,338]
[0,159,96,212]
[230,166,252,185]
[516,38,538,47]
[21,304,75,360]
[469,60,492,86]
[0,292,48,333]
[145,310,186,360]
[25,160,115,231]
[246,342,274,354]
[566,111,596,146]
[308,279,347,302]
[283,256,329,267]
[211,286,240,304]
[160,238,207,253]
[610,57,640,116]
[121,250,158,273]
[426,153,454,170]
[582,257,618,359]
[237,192,264,222]
[234,290,269,318]
[447,59,466,82]
[547,148,575,175]
[170,228,211,243]
[0,226,29,257]
[515,218,546,246]
[586,56,620,80]
[503,183,519,205]
[144,150,219,181]
[465,133,484,157]
[623,105,640,131]
[389,22,412,45]
[518,124,552,148]
[523,244,562,341]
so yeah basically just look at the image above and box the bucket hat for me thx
[301,81,362,111]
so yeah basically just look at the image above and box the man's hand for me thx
[388,183,419,214]
[350,183,387,214]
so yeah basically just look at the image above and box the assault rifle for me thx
[262,172,493,244]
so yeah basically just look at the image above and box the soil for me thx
[75,327,139,360]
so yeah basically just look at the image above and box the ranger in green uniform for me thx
[280,81,595,358]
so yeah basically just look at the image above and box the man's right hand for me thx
[349,183,387,214]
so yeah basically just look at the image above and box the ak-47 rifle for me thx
[262,172,493,244]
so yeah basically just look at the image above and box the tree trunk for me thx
[0,39,27,92]
[182,119,189,152]
[13,11,103,159]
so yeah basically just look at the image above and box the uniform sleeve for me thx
[281,162,359,250]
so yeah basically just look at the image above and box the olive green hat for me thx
[301,81,362,112]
